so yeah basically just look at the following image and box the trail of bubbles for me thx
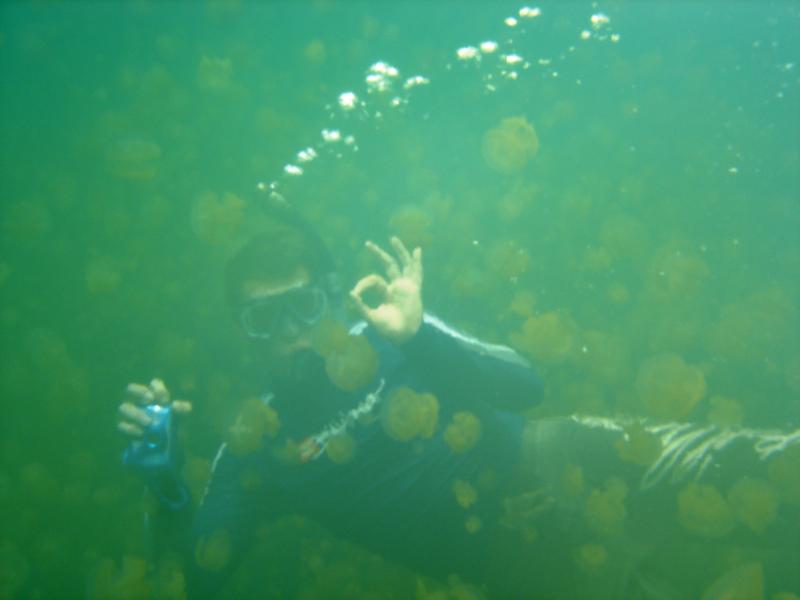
[257,3,619,205]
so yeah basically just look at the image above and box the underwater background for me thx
[0,1,798,598]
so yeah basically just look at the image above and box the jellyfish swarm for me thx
[481,116,539,174]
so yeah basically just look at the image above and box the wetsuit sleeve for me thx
[400,315,543,411]
[186,443,281,599]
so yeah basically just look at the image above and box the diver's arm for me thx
[350,237,542,410]
[401,314,544,411]
[186,443,283,598]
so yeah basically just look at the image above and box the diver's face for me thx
[240,269,320,357]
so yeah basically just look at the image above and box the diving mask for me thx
[240,284,328,340]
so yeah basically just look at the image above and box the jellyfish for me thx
[190,191,246,246]
[322,333,379,392]
[196,55,233,92]
[677,482,735,538]
[767,445,800,506]
[326,433,356,465]
[700,562,763,600]
[381,387,439,442]
[85,256,122,294]
[614,421,662,467]
[727,477,779,534]
[389,204,433,248]
[635,353,706,421]
[106,137,162,181]
[87,555,150,599]
[195,529,231,572]
[481,116,539,174]
[443,411,482,453]
[575,543,608,575]
[487,239,531,281]
[226,397,280,457]
[452,479,478,509]
[584,477,627,538]
[706,395,744,428]
[464,515,482,534]
[509,311,576,364]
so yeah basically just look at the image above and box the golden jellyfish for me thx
[575,543,608,575]
[3,200,51,242]
[487,239,531,281]
[706,395,744,428]
[635,353,706,421]
[195,529,231,572]
[560,463,585,498]
[85,256,122,294]
[646,243,710,300]
[727,477,779,534]
[443,411,482,453]
[312,320,379,391]
[196,55,233,91]
[324,334,379,392]
[767,445,800,506]
[304,40,326,65]
[382,387,439,442]
[190,191,246,246]
[509,311,576,364]
[326,433,356,465]
[87,555,150,600]
[584,477,628,538]
[452,479,478,509]
[500,489,555,542]
[700,562,763,600]
[507,290,536,318]
[614,421,662,467]
[106,137,162,181]
[677,482,735,538]
[389,204,433,248]
[481,116,539,174]
[464,515,482,534]
[575,330,630,386]
[226,397,280,457]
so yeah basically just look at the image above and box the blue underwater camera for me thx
[122,404,176,471]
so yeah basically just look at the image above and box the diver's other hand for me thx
[350,236,423,344]
[117,378,192,438]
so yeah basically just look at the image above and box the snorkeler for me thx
[118,214,800,599]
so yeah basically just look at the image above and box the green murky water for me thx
[1,1,798,598]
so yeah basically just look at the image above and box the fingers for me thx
[150,378,170,405]
[118,421,144,437]
[119,402,153,428]
[350,274,389,320]
[126,382,154,405]
[411,246,423,285]
[351,273,389,298]
[365,240,401,279]
[172,400,193,414]
[390,236,412,269]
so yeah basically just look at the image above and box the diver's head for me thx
[225,224,336,355]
